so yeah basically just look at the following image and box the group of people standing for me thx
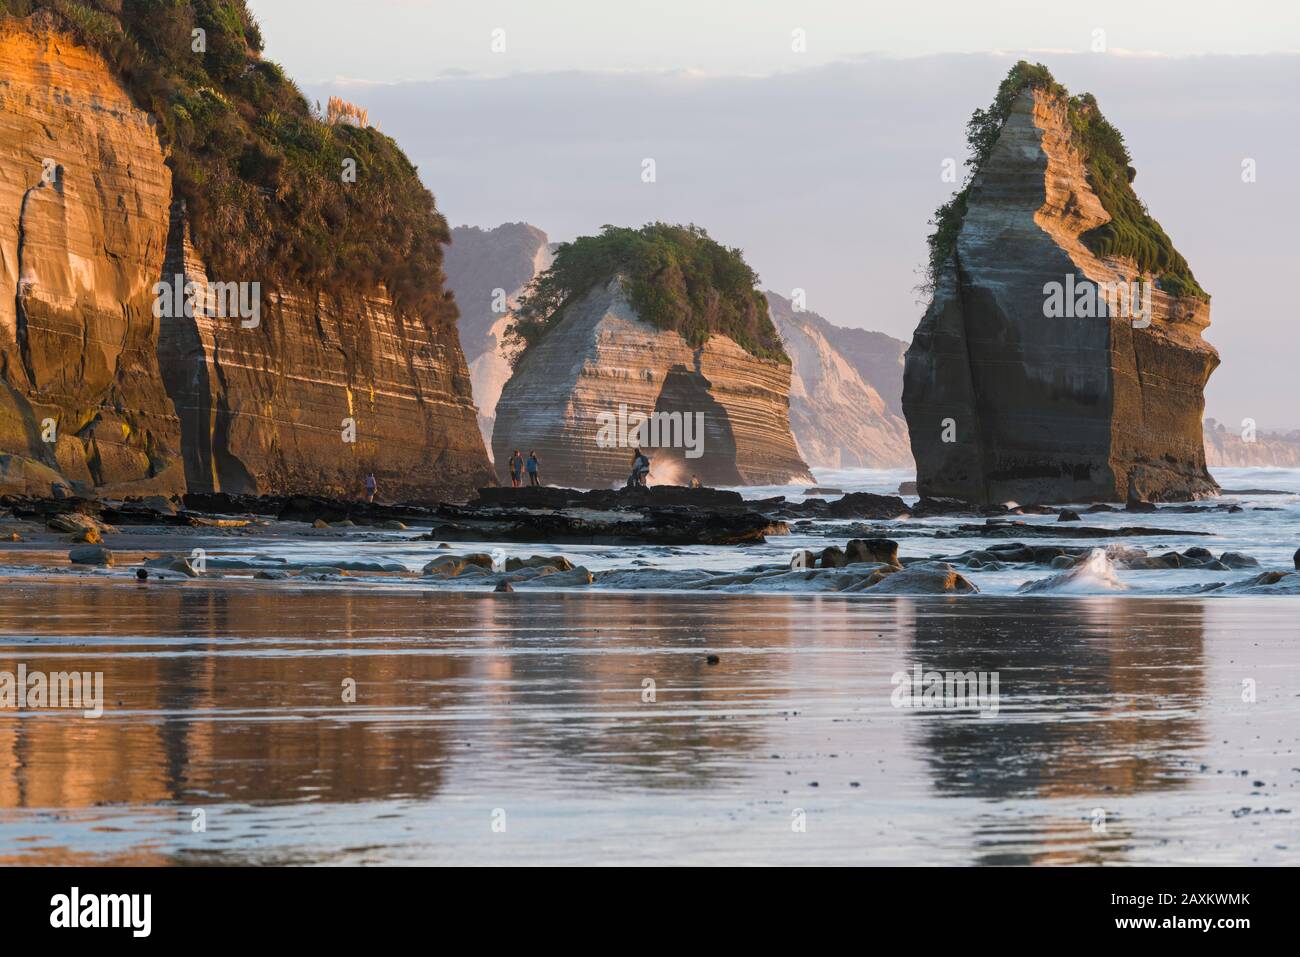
[507,449,541,487]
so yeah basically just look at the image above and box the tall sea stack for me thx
[492,224,811,488]
[903,63,1219,504]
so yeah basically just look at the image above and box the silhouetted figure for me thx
[508,449,523,488]
[627,447,650,488]
[364,472,377,503]
[526,450,540,487]
[689,474,702,489]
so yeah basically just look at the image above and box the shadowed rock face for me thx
[0,15,490,503]
[903,89,1219,505]
[157,210,491,503]
[766,292,912,469]
[0,19,184,498]
[443,223,554,454]
[492,279,812,488]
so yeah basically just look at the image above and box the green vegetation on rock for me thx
[3,0,455,321]
[926,60,1207,301]
[507,223,788,365]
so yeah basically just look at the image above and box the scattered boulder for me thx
[1057,509,1081,522]
[819,545,846,568]
[68,544,113,566]
[505,555,574,572]
[144,555,199,577]
[494,580,514,592]
[377,519,408,530]
[862,562,977,595]
[312,519,329,529]
[1219,552,1259,569]
[845,538,901,568]
[72,527,102,544]
[48,512,113,537]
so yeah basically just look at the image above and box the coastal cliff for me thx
[0,8,490,502]
[443,223,554,454]
[766,293,911,469]
[0,16,183,497]
[904,65,1218,504]
[1204,419,1300,468]
[158,209,490,501]
[493,279,812,487]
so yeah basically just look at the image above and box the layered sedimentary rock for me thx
[0,16,183,497]
[1203,419,1300,467]
[0,13,491,503]
[904,89,1219,504]
[442,223,554,453]
[158,210,490,502]
[492,279,812,487]
[767,292,912,469]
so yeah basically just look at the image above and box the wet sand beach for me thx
[1,582,1295,865]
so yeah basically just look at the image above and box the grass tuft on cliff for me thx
[507,223,788,366]
[2,0,455,323]
[925,60,1207,301]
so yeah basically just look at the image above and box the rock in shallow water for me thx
[902,88,1218,505]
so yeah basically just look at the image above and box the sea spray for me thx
[1018,547,1129,594]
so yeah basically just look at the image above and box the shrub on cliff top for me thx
[506,223,788,366]
[2,0,455,323]
[925,60,1207,302]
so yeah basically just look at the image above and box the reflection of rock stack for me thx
[904,599,1205,863]
[0,588,469,825]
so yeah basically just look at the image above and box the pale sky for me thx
[257,0,1300,80]
[251,2,1300,429]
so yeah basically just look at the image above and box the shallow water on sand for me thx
[1,583,1295,865]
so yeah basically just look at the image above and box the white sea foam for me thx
[1017,548,1128,594]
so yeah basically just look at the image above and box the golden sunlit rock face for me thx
[0,15,491,502]
[0,19,184,498]
[904,89,1219,505]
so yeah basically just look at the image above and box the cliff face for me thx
[443,223,553,455]
[158,211,491,501]
[492,279,812,487]
[766,293,912,469]
[0,14,490,503]
[903,89,1219,504]
[0,18,183,497]
[1203,420,1300,468]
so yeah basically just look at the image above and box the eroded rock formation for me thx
[158,207,490,502]
[904,89,1219,504]
[443,223,554,454]
[492,279,812,487]
[767,292,911,469]
[0,17,184,497]
[0,13,490,502]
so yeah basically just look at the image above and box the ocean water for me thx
[225,465,1300,598]
[0,585,1295,865]
[0,469,1297,865]
[4,468,1298,599]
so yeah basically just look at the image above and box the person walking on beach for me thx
[526,450,540,487]
[508,449,524,488]
[364,472,377,503]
